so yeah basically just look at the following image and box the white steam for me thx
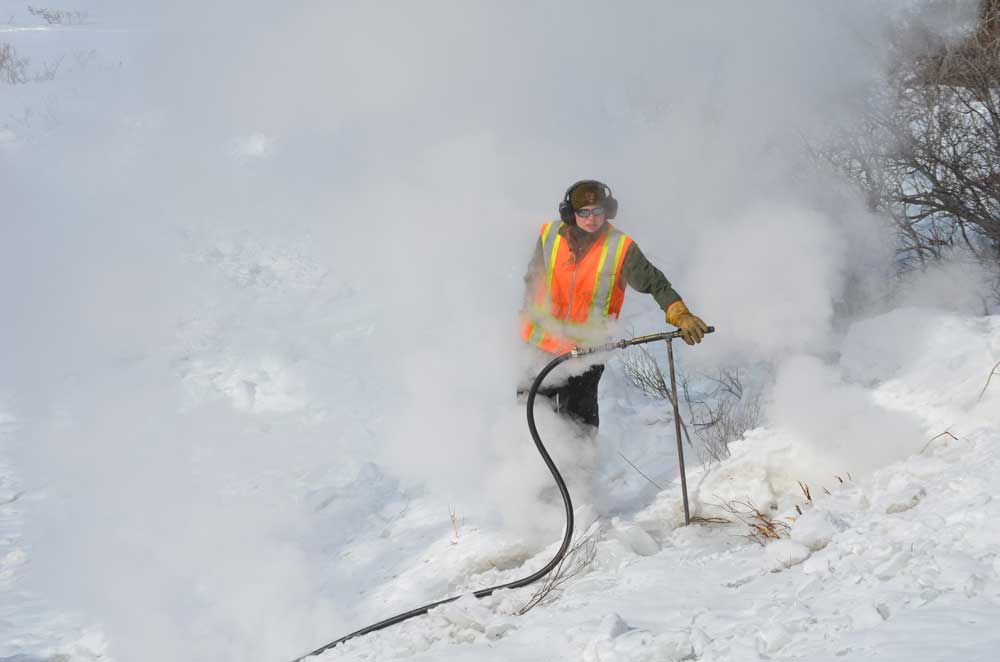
[0,1,984,660]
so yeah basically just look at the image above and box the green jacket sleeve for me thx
[621,243,682,312]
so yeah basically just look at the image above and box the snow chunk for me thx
[756,623,791,654]
[485,622,516,640]
[871,474,926,514]
[583,621,694,662]
[790,509,840,550]
[874,549,911,580]
[765,539,811,571]
[849,603,886,629]
[802,553,833,576]
[610,522,660,557]
[596,612,633,639]
[433,593,491,633]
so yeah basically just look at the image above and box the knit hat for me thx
[570,182,607,210]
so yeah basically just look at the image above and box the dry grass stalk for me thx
[716,499,791,546]
[798,481,812,503]
[449,506,463,542]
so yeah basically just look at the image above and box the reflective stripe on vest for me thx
[521,221,633,353]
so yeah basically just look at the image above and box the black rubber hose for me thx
[289,350,576,662]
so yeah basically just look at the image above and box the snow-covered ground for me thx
[294,308,1000,662]
[8,298,998,662]
[4,3,1000,662]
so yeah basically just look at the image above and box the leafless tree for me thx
[828,3,1000,273]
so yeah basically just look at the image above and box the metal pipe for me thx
[666,337,691,525]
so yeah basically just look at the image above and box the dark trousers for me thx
[519,364,605,429]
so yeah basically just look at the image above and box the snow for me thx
[280,307,1000,662]
[3,3,1000,662]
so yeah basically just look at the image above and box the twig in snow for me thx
[617,450,663,490]
[448,506,463,542]
[920,429,959,454]
[517,528,599,614]
[690,515,731,525]
[978,360,1000,402]
[0,491,24,507]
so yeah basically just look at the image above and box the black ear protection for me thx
[558,180,619,224]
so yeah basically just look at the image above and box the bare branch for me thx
[517,528,599,614]
[617,450,663,491]
[920,429,959,454]
[978,359,1000,401]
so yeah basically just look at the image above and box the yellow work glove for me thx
[665,300,709,346]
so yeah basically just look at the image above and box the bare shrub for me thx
[32,53,62,82]
[517,528,599,614]
[681,369,763,464]
[620,347,763,464]
[621,344,671,400]
[620,344,694,445]
[28,6,87,25]
[0,42,29,84]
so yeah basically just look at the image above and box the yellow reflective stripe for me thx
[603,234,629,316]
[528,322,545,347]
[540,221,553,247]
[545,234,561,294]
[587,229,612,310]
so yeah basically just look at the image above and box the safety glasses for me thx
[575,206,606,218]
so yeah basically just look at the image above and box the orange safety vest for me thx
[520,221,634,354]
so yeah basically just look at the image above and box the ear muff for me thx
[558,180,618,224]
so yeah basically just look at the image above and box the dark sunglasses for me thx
[575,206,606,218]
